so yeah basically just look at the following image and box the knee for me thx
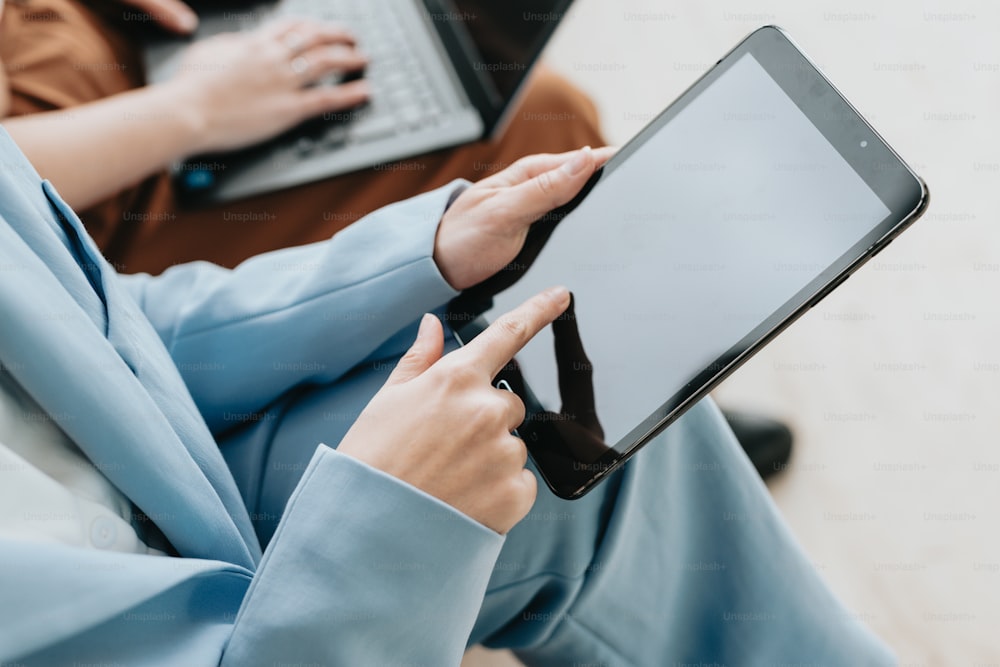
[1,0,140,113]
[504,65,606,149]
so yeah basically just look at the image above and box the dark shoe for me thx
[722,409,793,479]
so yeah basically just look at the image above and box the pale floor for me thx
[465,0,1000,665]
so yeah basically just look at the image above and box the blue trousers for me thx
[221,334,895,666]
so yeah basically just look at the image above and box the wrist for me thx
[432,185,478,291]
[151,79,211,158]
[431,240,461,291]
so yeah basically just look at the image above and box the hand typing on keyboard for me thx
[163,17,370,155]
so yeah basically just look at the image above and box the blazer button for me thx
[89,516,118,549]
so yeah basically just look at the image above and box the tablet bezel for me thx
[449,25,929,499]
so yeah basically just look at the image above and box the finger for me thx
[460,286,571,379]
[125,0,198,33]
[300,44,368,84]
[476,146,616,190]
[476,151,573,189]
[503,433,529,470]
[264,18,357,52]
[297,78,370,118]
[515,437,529,469]
[496,387,526,431]
[287,44,367,86]
[500,146,599,226]
[495,466,538,535]
[591,145,618,166]
[385,314,444,386]
[515,467,538,518]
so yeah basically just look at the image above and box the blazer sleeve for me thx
[119,183,467,434]
[1,445,504,666]
[223,446,505,666]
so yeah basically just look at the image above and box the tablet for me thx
[447,26,929,499]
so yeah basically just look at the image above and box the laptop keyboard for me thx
[274,0,455,154]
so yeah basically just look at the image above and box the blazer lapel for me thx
[42,183,264,556]
[0,165,258,567]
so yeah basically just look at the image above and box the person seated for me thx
[0,0,793,475]
[0,124,890,665]
[0,0,605,273]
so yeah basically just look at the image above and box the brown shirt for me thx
[0,1,604,274]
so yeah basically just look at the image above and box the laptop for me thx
[143,0,574,203]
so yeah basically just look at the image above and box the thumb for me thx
[503,146,596,225]
[385,314,444,385]
[124,0,198,34]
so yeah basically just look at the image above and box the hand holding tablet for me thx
[450,26,928,499]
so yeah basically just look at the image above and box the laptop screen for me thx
[447,0,572,105]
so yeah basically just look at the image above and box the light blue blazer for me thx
[0,128,503,665]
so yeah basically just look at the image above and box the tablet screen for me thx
[482,52,892,454]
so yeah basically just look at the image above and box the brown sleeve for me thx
[0,7,606,277]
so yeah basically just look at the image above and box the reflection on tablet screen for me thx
[486,52,891,452]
